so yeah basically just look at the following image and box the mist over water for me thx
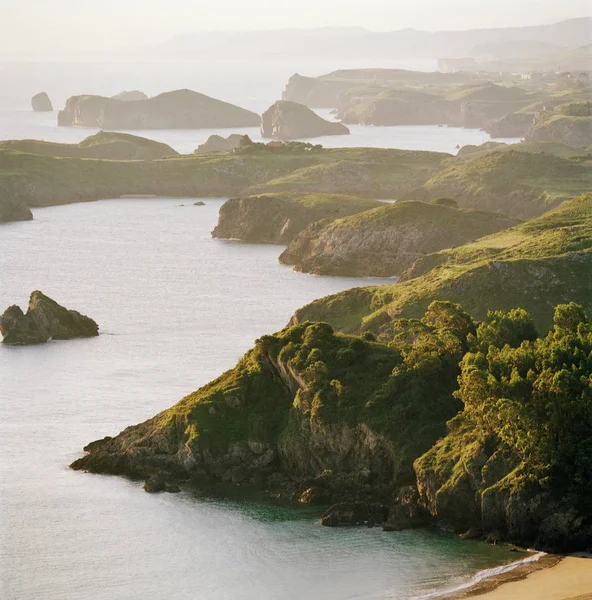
[0,199,514,600]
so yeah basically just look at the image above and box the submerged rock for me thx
[0,291,99,345]
[31,92,53,112]
[261,100,349,140]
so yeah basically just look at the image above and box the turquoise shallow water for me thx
[0,198,514,600]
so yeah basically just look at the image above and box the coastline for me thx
[425,553,592,600]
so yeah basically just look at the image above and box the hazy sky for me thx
[2,0,590,57]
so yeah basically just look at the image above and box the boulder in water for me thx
[0,291,99,345]
[31,92,53,112]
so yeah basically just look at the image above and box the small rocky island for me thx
[0,291,99,345]
[58,89,260,130]
[261,100,350,139]
[31,92,53,112]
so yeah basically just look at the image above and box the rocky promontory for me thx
[212,192,380,244]
[71,299,592,552]
[279,200,520,277]
[0,291,99,345]
[31,92,53,112]
[58,89,260,130]
[261,101,349,140]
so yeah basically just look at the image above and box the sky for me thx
[1,0,590,58]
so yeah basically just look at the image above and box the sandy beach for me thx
[442,554,592,600]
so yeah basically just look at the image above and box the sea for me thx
[1,60,523,600]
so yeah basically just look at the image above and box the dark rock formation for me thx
[194,134,247,154]
[58,89,260,130]
[0,196,33,224]
[111,90,148,102]
[0,291,99,345]
[31,92,53,112]
[261,101,349,140]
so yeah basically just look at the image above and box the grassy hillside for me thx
[0,146,449,212]
[293,193,592,335]
[0,132,179,160]
[416,149,592,218]
[280,200,520,277]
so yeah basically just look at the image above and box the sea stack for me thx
[0,291,99,345]
[261,100,350,140]
[31,92,53,112]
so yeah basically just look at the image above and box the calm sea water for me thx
[0,60,522,154]
[0,199,514,600]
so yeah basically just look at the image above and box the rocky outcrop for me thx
[279,201,520,277]
[212,193,379,244]
[58,89,260,130]
[261,101,349,140]
[194,134,247,154]
[31,92,53,112]
[0,196,33,224]
[488,112,534,138]
[111,90,148,102]
[0,291,99,345]
[71,320,461,502]
[282,74,358,108]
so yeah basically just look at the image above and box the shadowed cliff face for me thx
[71,317,466,501]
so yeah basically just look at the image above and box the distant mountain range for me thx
[152,18,592,61]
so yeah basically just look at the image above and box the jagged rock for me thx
[193,201,205,206]
[0,197,33,224]
[31,92,53,112]
[321,502,389,527]
[58,89,260,130]
[0,291,99,345]
[194,134,248,154]
[111,90,148,102]
[383,486,429,531]
[261,100,349,140]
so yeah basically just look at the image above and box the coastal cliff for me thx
[58,89,260,130]
[212,193,380,244]
[72,301,592,551]
[526,103,592,147]
[261,101,349,139]
[279,200,520,277]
